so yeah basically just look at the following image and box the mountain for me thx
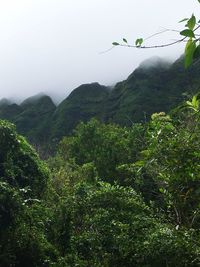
[51,82,109,140]
[0,103,22,121]
[104,56,200,125]
[0,98,12,107]
[1,56,200,148]
[0,94,56,145]
[17,94,56,144]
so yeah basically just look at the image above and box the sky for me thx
[0,0,199,103]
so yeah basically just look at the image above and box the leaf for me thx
[180,29,195,38]
[134,160,145,167]
[193,45,200,59]
[135,38,143,47]
[123,38,128,43]
[159,188,164,193]
[191,94,200,110]
[186,14,196,30]
[184,39,196,68]
[140,149,150,157]
[186,100,193,106]
[192,95,197,106]
[112,42,119,46]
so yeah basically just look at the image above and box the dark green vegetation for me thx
[51,83,109,140]
[2,3,200,264]
[0,94,56,147]
[1,56,200,150]
[0,121,53,266]
[1,86,200,265]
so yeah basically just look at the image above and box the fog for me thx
[0,0,199,102]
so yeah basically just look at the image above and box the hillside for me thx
[1,56,200,146]
[104,56,200,125]
[0,94,56,145]
[50,82,109,140]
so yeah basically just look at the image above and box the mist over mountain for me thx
[138,56,172,70]
[1,55,200,150]
[0,98,12,107]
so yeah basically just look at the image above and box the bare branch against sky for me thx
[0,0,199,102]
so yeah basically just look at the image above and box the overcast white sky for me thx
[0,0,199,102]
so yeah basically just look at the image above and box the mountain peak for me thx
[21,93,55,107]
[138,56,172,70]
[0,98,12,107]
[67,82,109,99]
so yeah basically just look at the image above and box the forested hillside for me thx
[1,56,200,149]
[0,94,56,146]
[50,83,109,140]
[1,30,200,267]
[1,56,200,266]
[1,92,200,266]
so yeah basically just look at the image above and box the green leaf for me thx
[186,14,196,30]
[123,38,128,43]
[134,160,145,167]
[193,45,200,60]
[135,38,143,47]
[159,188,164,193]
[180,29,195,38]
[112,42,119,46]
[184,39,196,68]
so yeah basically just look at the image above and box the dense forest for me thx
[1,86,200,266]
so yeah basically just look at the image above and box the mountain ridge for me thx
[1,55,200,148]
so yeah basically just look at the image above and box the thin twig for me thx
[119,37,186,49]
[144,29,170,41]
[108,25,200,51]
[99,46,115,54]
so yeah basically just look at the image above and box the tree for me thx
[57,119,145,184]
[0,120,59,266]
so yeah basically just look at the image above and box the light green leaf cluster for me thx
[179,13,200,68]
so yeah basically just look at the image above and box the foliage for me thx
[57,119,144,184]
[133,109,200,228]
[0,120,60,266]
[2,95,200,266]
[47,165,200,266]
[46,106,200,266]
[179,13,200,68]
[0,120,48,197]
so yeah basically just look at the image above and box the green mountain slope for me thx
[0,98,12,107]
[50,82,109,140]
[1,56,200,147]
[0,103,22,121]
[17,94,56,144]
[104,56,200,125]
[0,94,56,145]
